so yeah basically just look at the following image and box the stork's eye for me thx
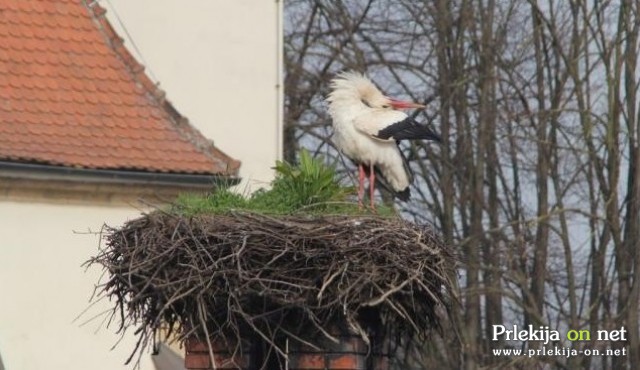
[361,99,372,108]
[381,104,390,109]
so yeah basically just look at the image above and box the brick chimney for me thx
[185,338,252,370]
[287,335,367,369]
[184,335,390,370]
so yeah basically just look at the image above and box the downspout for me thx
[275,0,284,162]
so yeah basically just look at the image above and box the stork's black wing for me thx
[376,117,442,143]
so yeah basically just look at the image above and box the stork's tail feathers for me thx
[363,164,412,201]
[396,187,411,201]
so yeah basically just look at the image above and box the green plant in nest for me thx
[251,149,353,212]
[174,150,395,216]
[175,189,247,216]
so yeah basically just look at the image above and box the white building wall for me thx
[1,2,282,369]
[0,202,154,369]
[105,0,283,192]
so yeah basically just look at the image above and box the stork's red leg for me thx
[358,164,365,208]
[369,163,376,210]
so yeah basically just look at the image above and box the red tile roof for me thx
[0,0,240,176]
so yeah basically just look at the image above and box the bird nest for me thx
[87,211,457,365]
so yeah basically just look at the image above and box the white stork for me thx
[326,71,441,209]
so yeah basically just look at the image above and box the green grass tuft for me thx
[173,150,397,217]
[175,190,248,216]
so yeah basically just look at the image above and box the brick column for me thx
[185,338,252,370]
[184,334,390,370]
[288,334,382,370]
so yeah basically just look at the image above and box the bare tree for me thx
[284,0,639,368]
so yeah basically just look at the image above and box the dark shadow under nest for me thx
[87,211,457,367]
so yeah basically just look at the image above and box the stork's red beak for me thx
[388,98,426,110]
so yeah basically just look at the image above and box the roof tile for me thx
[0,0,240,176]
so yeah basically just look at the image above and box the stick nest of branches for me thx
[87,211,456,364]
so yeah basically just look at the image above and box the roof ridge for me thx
[83,1,240,175]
